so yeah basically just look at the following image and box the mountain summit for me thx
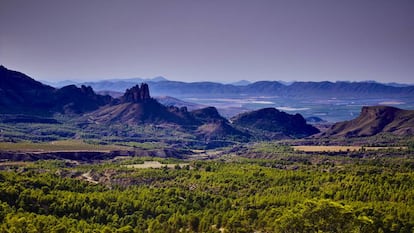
[121,83,151,103]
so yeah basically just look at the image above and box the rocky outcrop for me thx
[86,84,250,144]
[318,106,414,137]
[121,83,151,103]
[87,83,195,125]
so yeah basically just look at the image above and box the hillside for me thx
[231,108,319,139]
[54,85,112,114]
[87,84,193,125]
[192,107,248,143]
[87,85,319,142]
[86,84,248,144]
[319,106,414,137]
[3,66,413,146]
[0,66,111,115]
[0,65,55,114]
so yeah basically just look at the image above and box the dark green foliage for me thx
[0,152,413,232]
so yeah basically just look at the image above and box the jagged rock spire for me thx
[121,83,151,103]
[140,83,150,100]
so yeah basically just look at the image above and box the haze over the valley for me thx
[1,0,413,84]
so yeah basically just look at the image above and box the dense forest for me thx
[0,147,413,232]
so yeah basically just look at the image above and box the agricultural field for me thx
[124,161,189,169]
[293,145,407,152]
[1,118,414,232]
[0,140,129,152]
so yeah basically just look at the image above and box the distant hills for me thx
[136,80,414,98]
[229,80,251,86]
[231,108,319,139]
[155,96,206,111]
[39,71,414,99]
[43,78,414,99]
[0,66,322,143]
[85,83,249,143]
[86,84,318,141]
[2,65,414,145]
[319,106,414,138]
[43,76,168,90]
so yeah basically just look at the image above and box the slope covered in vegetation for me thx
[0,147,413,232]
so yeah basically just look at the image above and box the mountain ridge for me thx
[85,84,250,143]
[54,77,414,99]
[3,66,413,144]
[0,66,112,115]
[319,106,414,138]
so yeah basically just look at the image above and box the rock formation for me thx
[121,83,151,103]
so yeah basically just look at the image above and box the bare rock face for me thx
[121,83,151,103]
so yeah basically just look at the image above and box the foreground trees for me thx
[0,153,413,232]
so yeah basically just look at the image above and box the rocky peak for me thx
[121,83,151,103]
[80,85,94,95]
[361,106,399,118]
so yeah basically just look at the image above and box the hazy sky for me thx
[1,0,413,83]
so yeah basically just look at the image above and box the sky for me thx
[1,0,413,83]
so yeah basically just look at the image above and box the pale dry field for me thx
[124,161,189,169]
[0,140,128,152]
[293,145,407,152]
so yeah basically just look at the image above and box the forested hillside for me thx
[1,148,413,232]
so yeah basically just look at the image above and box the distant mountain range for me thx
[40,72,414,99]
[155,96,206,111]
[0,66,322,142]
[42,76,168,88]
[229,80,251,86]
[145,80,414,98]
[1,66,414,143]
[85,83,316,141]
[44,80,414,100]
